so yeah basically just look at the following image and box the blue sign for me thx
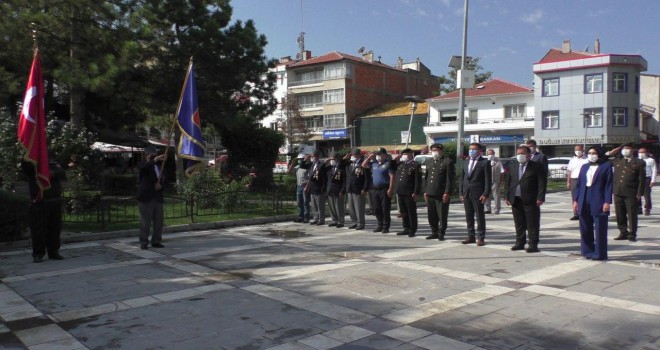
[433,134,524,145]
[323,128,348,139]
[433,136,470,144]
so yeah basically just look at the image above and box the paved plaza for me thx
[1,189,659,350]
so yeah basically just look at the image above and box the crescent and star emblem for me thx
[22,86,37,124]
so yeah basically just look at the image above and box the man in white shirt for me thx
[484,149,503,214]
[566,145,588,220]
[638,147,657,216]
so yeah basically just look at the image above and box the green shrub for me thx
[102,174,137,195]
[178,167,252,210]
[0,191,30,241]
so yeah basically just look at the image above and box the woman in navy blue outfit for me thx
[572,146,613,260]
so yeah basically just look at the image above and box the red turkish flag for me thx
[18,49,50,200]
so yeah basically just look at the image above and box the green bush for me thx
[102,174,137,195]
[178,167,252,210]
[0,191,30,241]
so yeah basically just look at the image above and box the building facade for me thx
[357,102,428,153]
[423,78,535,157]
[259,56,298,154]
[532,40,647,155]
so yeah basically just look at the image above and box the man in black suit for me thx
[326,152,348,228]
[394,148,422,237]
[504,145,547,253]
[459,143,491,246]
[137,146,167,250]
[302,149,329,225]
[344,148,370,230]
[526,139,549,177]
[424,143,455,241]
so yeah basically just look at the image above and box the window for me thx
[585,74,603,93]
[583,108,603,127]
[269,122,278,131]
[297,93,323,109]
[634,109,639,127]
[291,70,323,86]
[612,73,627,92]
[612,107,627,127]
[542,111,559,129]
[635,76,640,94]
[323,89,344,104]
[542,78,559,96]
[323,114,346,128]
[303,116,323,130]
[324,63,351,79]
[504,104,526,119]
[439,110,457,122]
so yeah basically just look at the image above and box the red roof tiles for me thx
[288,51,400,70]
[427,78,532,100]
[535,48,603,64]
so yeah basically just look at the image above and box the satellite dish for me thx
[357,46,365,54]
[295,53,302,60]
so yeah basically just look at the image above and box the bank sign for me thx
[323,128,348,140]
[433,134,524,145]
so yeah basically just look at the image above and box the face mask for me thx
[639,153,647,159]
[621,149,631,157]
[468,149,478,158]
[432,151,440,159]
[588,154,599,163]
[350,156,357,162]
[400,155,409,162]
[528,146,536,154]
[376,155,383,162]
[487,154,494,161]
[330,160,337,166]
[311,157,317,163]
[516,154,528,164]
[575,151,583,157]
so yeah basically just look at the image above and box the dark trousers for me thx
[371,188,391,228]
[296,185,311,220]
[397,194,417,233]
[139,199,164,245]
[427,195,449,234]
[638,177,652,211]
[511,196,540,244]
[614,194,639,237]
[579,197,608,260]
[29,199,62,258]
[463,194,486,238]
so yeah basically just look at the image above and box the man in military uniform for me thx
[393,148,421,237]
[326,152,348,228]
[611,143,646,241]
[344,148,369,230]
[424,143,455,241]
[362,147,395,233]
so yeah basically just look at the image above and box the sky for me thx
[231,0,660,88]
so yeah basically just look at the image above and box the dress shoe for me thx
[525,245,540,253]
[309,220,318,225]
[426,233,439,240]
[644,210,650,216]
[316,221,325,226]
[33,256,43,263]
[140,244,149,250]
[48,253,64,260]
[476,239,485,246]
[569,215,579,220]
[510,244,525,251]
[637,209,643,214]
[461,236,476,244]
[303,219,310,223]
[328,222,337,227]
[335,224,344,228]
[152,243,165,248]
[293,218,303,223]
[408,233,416,238]
[613,233,628,240]
[494,211,499,214]
[628,236,637,242]
[484,210,492,214]
[381,228,390,234]
[355,226,364,230]
[396,230,409,236]
[348,224,358,229]
[438,234,445,241]
[373,227,383,233]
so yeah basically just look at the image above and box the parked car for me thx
[547,157,572,179]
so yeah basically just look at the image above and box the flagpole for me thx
[159,56,193,180]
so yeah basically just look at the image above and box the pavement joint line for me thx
[2,259,153,281]
[170,242,277,259]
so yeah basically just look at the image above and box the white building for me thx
[423,78,535,157]
[259,56,298,154]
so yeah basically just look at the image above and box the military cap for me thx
[297,153,305,159]
[430,143,443,150]
[351,147,361,155]
[376,147,387,155]
[144,145,158,154]
[312,149,321,156]
[401,148,413,154]
[621,142,635,149]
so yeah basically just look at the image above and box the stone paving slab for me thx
[0,191,659,349]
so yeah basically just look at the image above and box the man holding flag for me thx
[18,48,65,263]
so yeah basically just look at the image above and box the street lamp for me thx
[450,0,470,171]
[404,95,423,148]
[581,113,592,150]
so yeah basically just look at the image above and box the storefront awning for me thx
[359,144,427,153]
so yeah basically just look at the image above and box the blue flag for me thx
[176,61,205,166]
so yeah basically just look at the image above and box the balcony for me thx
[289,78,324,87]
[424,116,535,134]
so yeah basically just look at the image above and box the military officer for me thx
[344,148,370,230]
[393,148,422,237]
[302,150,329,225]
[611,143,646,241]
[326,152,349,228]
[424,143,455,241]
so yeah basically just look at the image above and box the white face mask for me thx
[588,154,599,163]
[528,146,536,154]
[516,154,528,164]
[487,154,494,161]
[639,153,647,159]
[621,149,631,157]
[311,157,317,163]
[350,156,357,162]
[376,155,383,162]
[400,155,409,162]
[330,160,337,166]
[575,151,583,157]
[431,151,440,159]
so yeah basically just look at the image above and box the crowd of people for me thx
[287,140,656,260]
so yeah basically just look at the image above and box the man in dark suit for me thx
[326,152,348,228]
[459,143,491,246]
[137,146,167,250]
[302,149,328,226]
[424,143,455,241]
[611,142,646,241]
[344,148,370,230]
[394,148,422,237]
[504,145,547,253]
[573,146,612,260]
[526,139,549,177]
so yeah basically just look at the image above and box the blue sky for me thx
[232,0,659,88]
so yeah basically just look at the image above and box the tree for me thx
[277,92,312,151]
[437,57,493,94]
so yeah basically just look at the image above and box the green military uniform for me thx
[612,156,646,240]
[394,159,422,236]
[424,154,455,239]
